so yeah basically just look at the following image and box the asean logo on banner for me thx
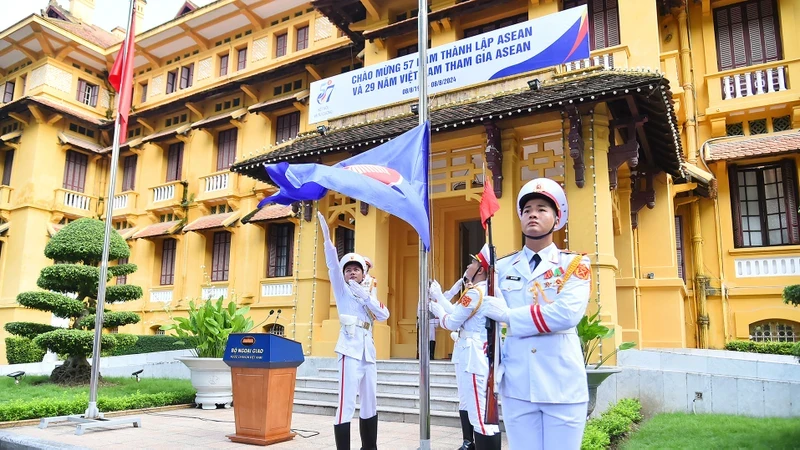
[343,164,404,188]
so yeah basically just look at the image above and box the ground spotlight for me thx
[132,369,143,383]
[7,371,25,385]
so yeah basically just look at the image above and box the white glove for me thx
[316,211,331,242]
[443,277,465,301]
[428,280,446,303]
[482,296,510,324]
[429,300,446,319]
[348,280,369,304]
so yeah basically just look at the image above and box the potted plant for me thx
[161,296,254,410]
[577,307,636,417]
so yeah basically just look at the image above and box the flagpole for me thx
[416,0,431,447]
[85,0,135,420]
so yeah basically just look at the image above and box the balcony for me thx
[201,285,228,300]
[261,281,293,297]
[197,170,238,202]
[705,58,798,114]
[659,51,682,93]
[559,45,630,73]
[111,191,138,216]
[150,288,173,303]
[53,188,97,216]
[147,180,187,211]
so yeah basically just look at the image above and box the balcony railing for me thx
[147,180,186,210]
[203,171,229,193]
[261,281,293,297]
[55,188,96,213]
[150,288,173,303]
[706,59,797,111]
[659,50,682,91]
[197,170,238,202]
[112,193,129,210]
[560,45,629,73]
[202,285,228,300]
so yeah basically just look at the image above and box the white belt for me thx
[357,321,372,331]
[508,328,575,338]
[457,330,482,340]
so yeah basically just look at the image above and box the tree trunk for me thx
[50,355,96,385]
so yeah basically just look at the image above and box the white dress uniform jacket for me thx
[495,243,591,404]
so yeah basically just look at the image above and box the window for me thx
[116,257,128,285]
[675,216,686,282]
[335,226,355,259]
[160,238,177,285]
[62,150,88,192]
[179,64,194,89]
[216,128,238,170]
[237,48,247,71]
[154,329,165,335]
[20,76,26,96]
[166,70,177,94]
[729,160,799,248]
[2,150,14,186]
[166,142,184,182]
[121,155,137,191]
[296,26,309,51]
[266,323,285,337]
[463,13,528,38]
[714,0,781,71]
[563,0,619,50]
[396,43,417,57]
[219,53,229,76]
[211,231,231,282]
[3,81,15,103]
[749,320,797,342]
[140,83,148,103]
[76,79,98,107]
[276,33,287,57]
[275,111,300,144]
[267,223,294,278]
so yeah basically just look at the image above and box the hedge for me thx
[581,398,642,450]
[4,337,46,364]
[0,390,195,422]
[109,335,194,356]
[725,340,797,356]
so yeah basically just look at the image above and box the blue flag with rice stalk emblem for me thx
[258,121,431,250]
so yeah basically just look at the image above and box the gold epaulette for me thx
[560,249,588,256]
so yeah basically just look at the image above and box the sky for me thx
[0,0,218,34]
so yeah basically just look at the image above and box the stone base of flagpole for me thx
[38,408,142,436]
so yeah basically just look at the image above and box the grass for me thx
[620,413,800,450]
[0,376,192,402]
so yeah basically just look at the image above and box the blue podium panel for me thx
[223,333,305,369]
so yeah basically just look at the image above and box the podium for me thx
[223,333,305,446]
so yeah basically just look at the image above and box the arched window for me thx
[265,323,285,337]
[749,320,798,342]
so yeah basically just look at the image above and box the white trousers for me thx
[456,364,500,437]
[334,352,377,424]
[500,395,587,450]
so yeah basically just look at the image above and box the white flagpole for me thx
[416,0,431,447]
[85,0,135,420]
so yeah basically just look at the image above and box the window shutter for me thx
[760,0,781,62]
[77,80,86,102]
[267,225,277,277]
[286,223,295,275]
[122,155,137,191]
[605,0,620,47]
[675,216,685,281]
[728,164,744,247]
[90,85,98,107]
[2,150,14,186]
[781,159,799,244]
[166,142,184,182]
[335,227,345,259]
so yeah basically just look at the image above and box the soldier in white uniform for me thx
[429,244,502,450]
[317,212,390,450]
[481,178,592,450]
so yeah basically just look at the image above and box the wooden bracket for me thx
[484,121,503,198]
[630,170,657,230]
[608,115,647,189]
[360,201,370,216]
[566,106,585,188]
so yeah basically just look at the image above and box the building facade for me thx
[0,0,797,364]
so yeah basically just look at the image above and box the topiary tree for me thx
[4,218,143,384]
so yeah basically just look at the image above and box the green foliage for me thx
[724,340,797,356]
[4,337,46,364]
[108,263,138,278]
[105,284,143,303]
[109,334,195,356]
[791,342,800,363]
[783,285,800,307]
[4,322,59,340]
[581,398,642,450]
[578,306,636,368]
[79,311,141,330]
[17,291,84,318]
[161,296,254,358]
[109,333,137,350]
[33,329,116,357]
[44,218,129,264]
[37,264,102,297]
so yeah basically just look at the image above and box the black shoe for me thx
[430,340,436,360]
[359,414,378,450]
[473,431,501,450]
[458,410,475,450]
[334,422,350,450]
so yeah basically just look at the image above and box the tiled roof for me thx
[183,212,239,232]
[249,90,310,114]
[133,220,183,239]
[57,132,104,154]
[706,130,800,161]
[44,17,122,49]
[0,97,108,127]
[232,70,685,181]
[142,124,191,144]
[241,204,294,224]
[191,108,247,130]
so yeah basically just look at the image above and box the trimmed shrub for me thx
[5,337,46,364]
[4,322,59,340]
[33,329,116,357]
[581,398,642,450]
[783,285,800,307]
[581,422,610,450]
[109,335,194,356]
[79,311,141,330]
[725,340,797,356]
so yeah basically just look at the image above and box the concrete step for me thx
[297,377,460,398]
[295,388,460,412]
[375,359,456,373]
[318,368,457,384]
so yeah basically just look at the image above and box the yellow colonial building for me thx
[0,0,798,364]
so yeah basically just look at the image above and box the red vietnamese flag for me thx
[480,175,500,229]
[108,5,136,145]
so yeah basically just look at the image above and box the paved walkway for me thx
[1,407,509,449]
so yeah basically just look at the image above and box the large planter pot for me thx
[586,366,622,418]
[177,357,233,410]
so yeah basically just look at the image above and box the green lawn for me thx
[620,413,800,450]
[0,376,195,422]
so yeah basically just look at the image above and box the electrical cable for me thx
[143,411,320,438]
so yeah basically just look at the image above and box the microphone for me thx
[273,309,282,325]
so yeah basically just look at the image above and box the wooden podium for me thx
[223,333,305,446]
